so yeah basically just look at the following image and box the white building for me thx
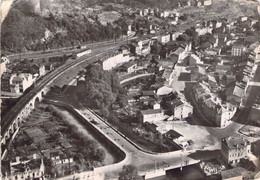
[196,27,213,36]
[171,99,193,119]
[0,55,10,77]
[139,109,164,123]
[203,0,212,6]
[231,45,246,56]
[99,49,132,71]
[157,34,171,45]
[10,73,35,93]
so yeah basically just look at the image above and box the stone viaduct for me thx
[1,87,50,147]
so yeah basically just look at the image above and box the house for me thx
[129,39,151,56]
[139,109,164,123]
[1,54,10,76]
[44,63,54,71]
[193,83,237,127]
[50,151,73,166]
[170,99,193,119]
[164,129,183,141]
[215,65,231,75]
[157,34,171,45]
[203,0,212,6]
[233,83,246,99]
[173,47,187,61]
[10,73,35,93]
[2,156,45,180]
[231,44,246,56]
[143,122,158,133]
[216,103,237,127]
[207,75,219,90]
[118,61,137,73]
[141,90,156,98]
[30,63,46,76]
[221,167,243,180]
[149,101,161,109]
[1,73,11,92]
[221,136,251,164]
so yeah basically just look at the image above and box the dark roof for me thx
[222,136,249,150]
[178,72,191,81]
[142,90,155,96]
[140,109,163,115]
[171,99,184,108]
[12,76,22,82]
[221,167,243,179]
[1,73,11,79]
[121,61,137,69]
[165,129,183,139]
[143,122,158,133]
[50,151,59,157]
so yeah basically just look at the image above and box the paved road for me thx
[67,106,201,179]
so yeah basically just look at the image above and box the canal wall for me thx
[43,99,131,179]
[43,99,125,163]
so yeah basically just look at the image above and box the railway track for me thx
[1,45,119,136]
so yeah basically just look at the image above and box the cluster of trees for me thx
[118,165,142,180]
[76,64,127,117]
[1,1,127,53]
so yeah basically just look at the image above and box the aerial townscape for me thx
[1,0,260,179]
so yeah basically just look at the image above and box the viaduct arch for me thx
[1,88,49,146]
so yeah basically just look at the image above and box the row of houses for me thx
[193,83,237,128]
[1,55,54,93]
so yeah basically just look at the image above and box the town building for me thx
[157,34,171,45]
[30,63,46,77]
[203,0,212,6]
[10,73,35,93]
[221,136,251,164]
[129,39,151,56]
[50,151,74,166]
[98,49,132,71]
[2,156,45,180]
[231,45,246,56]
[44,63,54,72]
[193,83,237,127]
[1,73,12,92]
[117,61,137,73]
[1,55,10,76]
[164,129,183,141]
[170,99,193,119]
[139,109,164,123]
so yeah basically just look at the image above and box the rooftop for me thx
[140,109,163,115]
[165,129,183,139]
[223,136,249,150]
[171,99,184,108]
[221,167,243,179]
[121,61,137,69]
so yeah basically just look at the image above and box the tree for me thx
[118,165,143,180]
